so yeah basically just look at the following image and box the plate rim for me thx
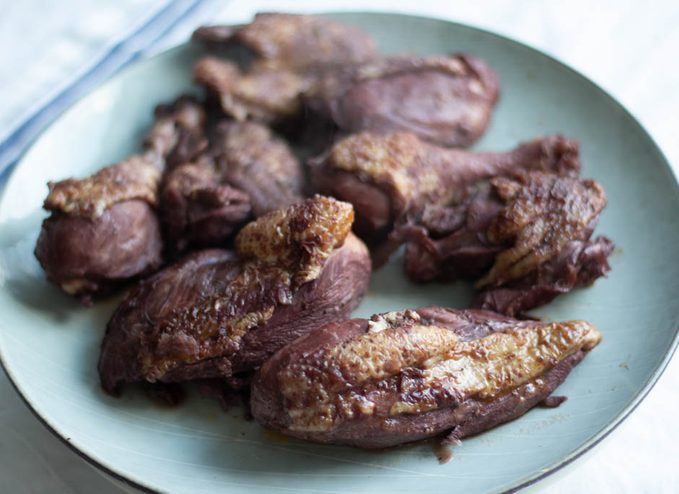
[1,10,678,494]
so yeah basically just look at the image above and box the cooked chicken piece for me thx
[193,57,310,124]
[311,132,580,246]
[401,172,614,316]
[473,172,614,315]
[35,200,164,301]
[159,120,303,252]
[35,97,206,302]
[193,16,499,148]
[212,121,303,216]
[42,155,161,219]
[251,307,601,450]
[194,52,500,149]
[399,183,506,282]
[148,96,209,169]
[305,54,499,147]
[192,13,376,71]
[160,158,252,252]
[98,196,371,395]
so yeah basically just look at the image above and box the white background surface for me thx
[1,1,677,492]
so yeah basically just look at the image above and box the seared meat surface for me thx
[32,13,615,456]
[401,172,614,316]
[400,183,506,282]
[160,158,252,252]
[212,121,303,216]
[251,307,601,448]
[42,155,161,219]
[35,97,206,302]
[193,52,499,150]
[149,97,209,169]
[99,196,371,395]
[192,13,377,71]
[160,120,302,252]
[305,55,499,147]
[473,172,614,315]
[311,132,580,245]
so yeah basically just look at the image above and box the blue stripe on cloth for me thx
[0,0,210,186]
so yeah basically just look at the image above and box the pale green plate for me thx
[1,12,678,494]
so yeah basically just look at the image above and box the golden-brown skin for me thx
[160,195,354,375]
[397,172,614,316]
[236,195,354,285]
[311,132,581,245]
[251,307,601,448]
[98,196,371,394]
[477,172,608,288]
[280,318,597,430]
[43,96,207,221]
[43,156,161,219]
[322,132,423,211]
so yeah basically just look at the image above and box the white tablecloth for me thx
[1,1,677,492]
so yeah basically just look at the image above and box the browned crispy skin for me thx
[42,156,161,219]
[401,172,614,316]
[212,120,303,216]
[473,236,614,316]
[98,248,237,392]
[234,194,353,282]
[42,96,206,219]
[98,196,371,395]
[192,13,377,71]
[251,307,601,449]
[478,173,607,286]
[311,132,580,245]
[305,55,499,147]
[472,172,613,315]
[35,97,207,302]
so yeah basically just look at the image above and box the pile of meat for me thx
[34,13,614,459]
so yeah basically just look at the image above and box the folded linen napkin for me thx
[0,0,222,182]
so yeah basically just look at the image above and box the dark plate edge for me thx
[0,360,157,493]
[0,10,678,494]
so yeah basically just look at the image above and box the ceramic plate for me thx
[1,12,678,494]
